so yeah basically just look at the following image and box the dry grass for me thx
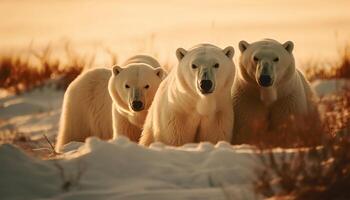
[255,88,350,199]
[305,45,350,82]
[0,43,118,94]
[256,133,350,199]
[255,45,350,199]
[0,129,52,159]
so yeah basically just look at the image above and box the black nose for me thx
[199,80,213,93]
[131,101,144,111]
[258,75,273,87]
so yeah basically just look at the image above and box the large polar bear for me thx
[55,55,165,151]
[231,39,320,144]
[140,44,235,146]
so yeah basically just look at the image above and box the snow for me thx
[312,78,350,97]
[0,137,262,200]
[0,78,348,200]
[0,86,63,142]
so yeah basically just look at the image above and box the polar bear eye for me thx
[125,84,130,89]
[273,57,279,62]
[191,64,198,69]
[213,63,220,68]
[253,56,259,62]
[144,85,150,89]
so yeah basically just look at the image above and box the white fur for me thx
[260,87,277,106]
[55,55,164,152]
[140,44,235,146]
[231,39,320,143]
[123,54,161,69]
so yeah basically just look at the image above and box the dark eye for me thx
[125,84,130,89]
[253,56,259,62]
[144,85,150,89]
[273,57,279,62]
[191,64,198,69]
[213,63,219,68]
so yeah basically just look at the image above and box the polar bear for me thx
[55,55,165,152]
[231,39,320,144]
[139,44,235,146]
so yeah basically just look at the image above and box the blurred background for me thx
[0,0,349,66]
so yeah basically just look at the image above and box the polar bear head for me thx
[238,39,295,88]
[108,64,165,113]
[238,39,295,105]
[175,44,235,96]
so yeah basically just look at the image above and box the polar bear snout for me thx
[258,75,273,87]
[256,61,274,87]
[131,100,144,111]
[128,87,145,112]
[199,79,214,94]
[197,69,216,94]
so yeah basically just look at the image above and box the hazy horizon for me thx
[1,0,349,66]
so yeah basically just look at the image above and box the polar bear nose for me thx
[131,101,144,111]
[199,80,213,93]
[258,75,273,87]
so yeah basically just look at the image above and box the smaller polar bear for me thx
[231,39,320,144]
[140,44,235,146]
[55,55,165,152]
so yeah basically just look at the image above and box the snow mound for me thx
[0,137,263,200]
[0,144,61,200]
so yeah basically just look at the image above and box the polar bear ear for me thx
[239,40,250,53]
[112,65,123,76]
[283,41,294,53]
[223,46,234,59]
[176,48,187,61]
[154,67,166,79]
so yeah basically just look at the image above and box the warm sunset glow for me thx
[0,0,349,66]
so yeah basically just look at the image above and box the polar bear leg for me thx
[56,103,91,152]
[141,113,199,146]
[113,111,141,142]
[232,98,268,144]
[269,93,307,132]
[197,109,233,143]
[162,114,200,146]
[139,128,155,146]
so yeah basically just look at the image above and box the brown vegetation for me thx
[256,47,350,199]
[305,45,350,81]
[0,129,51,159]
[256,91,350,199]
[256,139,350,200]
[0,43,117,94]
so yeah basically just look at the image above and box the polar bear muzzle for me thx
[197,67,215,94]
[256,60,274,87]
[128,87,145,112]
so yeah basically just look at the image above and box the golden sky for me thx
[0,0,349,65]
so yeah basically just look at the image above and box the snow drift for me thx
[0,137,264,200]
